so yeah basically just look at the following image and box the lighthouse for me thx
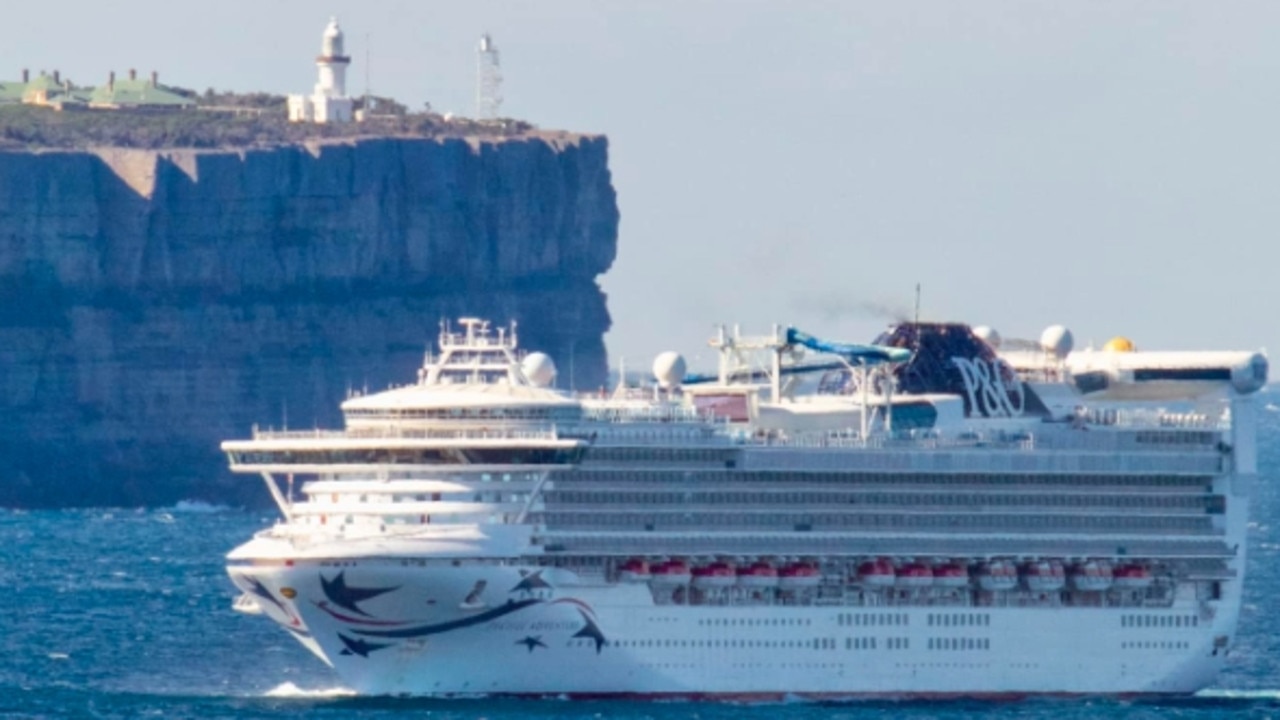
[288,17,354,123]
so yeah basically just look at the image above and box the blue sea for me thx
[4,397,1280,719]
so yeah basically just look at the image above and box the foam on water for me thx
[171,500,228,514]
[262,682,357,698]
[1195,688,1280,700]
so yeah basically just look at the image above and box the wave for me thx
[1195,689,1280,700]
[263,682,356,698]
[168,500,230,514]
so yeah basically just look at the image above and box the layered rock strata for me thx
[0,133,618,507]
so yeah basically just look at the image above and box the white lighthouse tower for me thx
[288,17,354,123]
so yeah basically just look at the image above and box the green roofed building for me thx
[20,71,91,109]
[0,69,193,111]
[88,70,194,109]
[0,81,27,104]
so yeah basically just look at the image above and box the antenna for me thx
[476,33,503,119]
[363,32,371,117]
[568,338,577,391]
[912,282,922,357]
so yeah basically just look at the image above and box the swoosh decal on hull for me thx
[314,601,413,626]
[351,598,543,639]
[548,597,596,618]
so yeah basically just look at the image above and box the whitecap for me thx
[171,500,228,514]
[1196,688,1280,700]
[46,652,69,660]
[263,682,356,698]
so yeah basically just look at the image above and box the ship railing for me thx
[438,335,513,350]
[537,533,1234,559]
[1080,407,1227,431]
[580,426,1225,455]
[581,405,720,424]
[748,428,1223,454]
[542,520,1215,537]
[265,518,487,542]
[647,586,1177,610]
[250,425,565,442]
[742,448,1223,475]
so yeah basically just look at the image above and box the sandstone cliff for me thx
[0,133,618,507]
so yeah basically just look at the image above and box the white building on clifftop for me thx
[287,17,353,123]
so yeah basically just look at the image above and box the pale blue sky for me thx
[8,2,1279,370]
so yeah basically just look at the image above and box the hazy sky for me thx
[8,2,1279,372]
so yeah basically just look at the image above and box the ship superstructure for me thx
[224,317,1267,697]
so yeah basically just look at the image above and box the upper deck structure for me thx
[222,316,1267,697]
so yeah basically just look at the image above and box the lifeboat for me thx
[856,558,896,588]
[692,560,737,589]
[1070,559,1114,592]
[976,559,1018,592]
[650,560,692,586]
[1113,563,1153,590]
[618,558,651,583]
[895,561,934,589]
[778,562,822,589]
[737,561,779,588]
[1021,559,1066,593]
[933,561,971,589]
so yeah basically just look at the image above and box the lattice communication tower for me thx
[476,33,503,119]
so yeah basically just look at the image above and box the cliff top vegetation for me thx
[0,89,539,150]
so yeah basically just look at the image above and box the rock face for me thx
[0,133,618,507]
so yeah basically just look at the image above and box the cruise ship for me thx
[224,317,1268,698]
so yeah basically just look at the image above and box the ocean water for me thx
[3,397,1280,719]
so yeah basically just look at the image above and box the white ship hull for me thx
[222,318,1262,698]
[230,560,1239,697]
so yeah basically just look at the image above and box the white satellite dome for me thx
[1232,352,1269,395]
[521,352,557,387]
[1040,325,1074,360]
[973,326,1001,350]
[652,351,687,389]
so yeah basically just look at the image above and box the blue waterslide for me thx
[681,328,911,385]
[784,328,912,365]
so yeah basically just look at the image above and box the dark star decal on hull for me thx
[242,576,288,615]
[517,635,547,653]
[321,571,399,617]
[572,609,608,653]
[237,575,305,630]
[338,633,393,657]
[510,570,553,596]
